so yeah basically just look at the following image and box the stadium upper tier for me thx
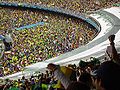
[0,0,120,12]
[0,6,120,80]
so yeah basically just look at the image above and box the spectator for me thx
[47,63,93,90]
[105,34,120,64]
[47,63,71,90]
[95,35,120,90]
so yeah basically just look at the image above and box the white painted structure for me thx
[1,7,120,80]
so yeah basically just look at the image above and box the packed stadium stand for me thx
[0,0,120,90]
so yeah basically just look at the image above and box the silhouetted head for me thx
[67,81,90,90]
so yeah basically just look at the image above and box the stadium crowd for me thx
[0,6,97,76]
[0,34,120,90]
[0,0,120,90]
[1,0,120,13]
[0,62,99,90]
[0,0,119,77]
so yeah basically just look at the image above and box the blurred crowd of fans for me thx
[0,0,119,77]
[1,34,120,90]
[0,57,101,90]
[0,4,96,76]
[0,0,120,90]
[1,0,120,13]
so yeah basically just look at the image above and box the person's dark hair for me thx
[79,72,93,88]
[67,81,90,90]
[108,34,115,41]
[22,76,25,80]
[96,61,120,90]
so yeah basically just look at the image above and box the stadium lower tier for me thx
[0,5,97,76]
